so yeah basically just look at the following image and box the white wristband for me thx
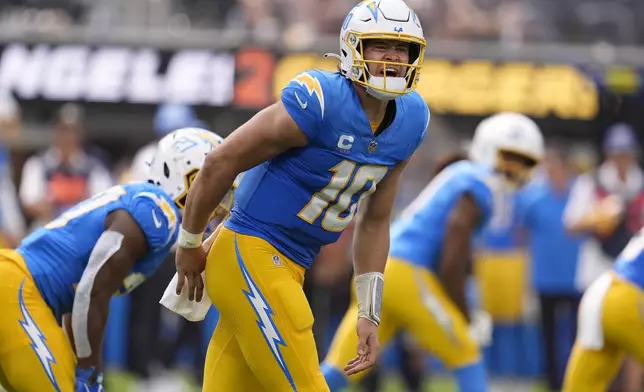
[178,227,204,249]
[355,272,384,326]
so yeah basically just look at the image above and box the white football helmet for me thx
[469,112,545,186]
[335,0,426,100]
[148,127,234,213]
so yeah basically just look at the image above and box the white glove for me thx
[469,310,493,347]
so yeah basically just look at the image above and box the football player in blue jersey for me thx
[321,113,544,392]
[0,128,233,392]
[173,0,429,390]
[564,229,644,390]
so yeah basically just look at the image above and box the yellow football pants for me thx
[474,250,527,322]
[324,258,480,383]
[564,272,644,392]
[0,249,76,392]
[203,227,329,392]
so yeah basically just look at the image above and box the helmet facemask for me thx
[344,32,425,100]
[172,167,236,221]
[495,149,539,189]
[173,168,199,210]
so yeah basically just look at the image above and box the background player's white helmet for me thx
[469,112,545,186]
[148,127,230,212]
[337,0,426,100]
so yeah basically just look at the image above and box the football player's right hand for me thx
[175,246,206,302]
[344,317,380,376]
[75,367,104,392]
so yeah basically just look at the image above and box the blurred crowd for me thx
[1,0,643,46]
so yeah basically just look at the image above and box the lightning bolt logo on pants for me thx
[235,235,298,391]
[18,280,61,392]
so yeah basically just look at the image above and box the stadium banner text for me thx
[0,43,634,120]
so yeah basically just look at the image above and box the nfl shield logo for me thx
[368,140,378,153]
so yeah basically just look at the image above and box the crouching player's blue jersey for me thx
[389,161,495,272]
[226,69,430,268]
[17,182,180,319]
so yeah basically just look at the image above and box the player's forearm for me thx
[441,269,470,323]
[74,294,108,371]
[182,154,237,235]
[352,215,389,325]
[441,196,480,322]
[352,216,390,275]
[439,245,471,322]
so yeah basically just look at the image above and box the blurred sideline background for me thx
[0,0,643,391]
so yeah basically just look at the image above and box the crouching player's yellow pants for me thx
[202,227,330,392]
[474,250,527,322]
[322,258,484,391]
[564,272,644,392]
[0,249,76,392]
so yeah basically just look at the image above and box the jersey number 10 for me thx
[297,160,388,232]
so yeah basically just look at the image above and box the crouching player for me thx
[0,128,232,392]
[322,113,544,392]
[564,225,644,391]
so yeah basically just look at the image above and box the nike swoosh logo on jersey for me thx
[152,210,162,228]
[294,92,308,109]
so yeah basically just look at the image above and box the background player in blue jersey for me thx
[0,128,233,392]
[564,227,644,391]
[173,0,429,390]
[321,112,545,392]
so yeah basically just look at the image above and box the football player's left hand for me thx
[344,317,380,376]
[175,245,206,302]
[75,367,104,392]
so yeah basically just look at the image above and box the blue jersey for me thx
[389,161,495,271]
[227,70,429,268]
[614,230,644,289]
[477,190,520,252]
[18,182,180,318]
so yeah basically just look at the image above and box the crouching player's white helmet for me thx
[148,127,236,215]
[336,0,427,100]
[469,112,545,187]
